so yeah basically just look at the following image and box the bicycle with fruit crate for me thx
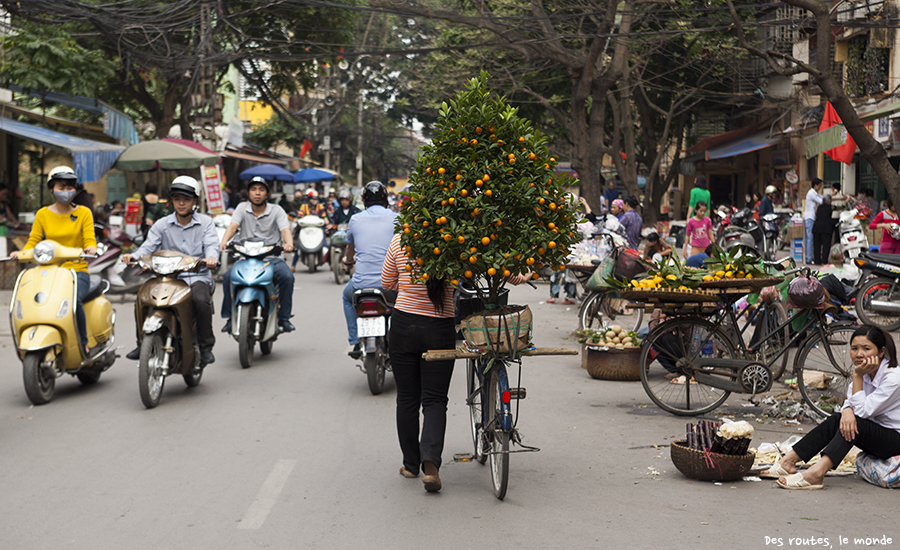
[609,247,855,416]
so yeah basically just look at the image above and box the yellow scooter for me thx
[9,240,117,405]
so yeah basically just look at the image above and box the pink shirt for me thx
[685,216,712,248]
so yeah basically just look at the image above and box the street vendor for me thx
[642,232,672,263]
[762,325,900,490]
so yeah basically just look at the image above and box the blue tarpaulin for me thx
[7,85,140,145]
[0,116,125,183]
[705,130,782,160]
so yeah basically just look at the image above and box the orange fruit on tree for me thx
[539,198,545,205]
[481,237,490,245]
[495,220,502,227]
[518,136,525,142]
[464,270,473,278]
[448,197,455,205]
[422,273,430,280]
[443,234,452,242]
[526,257,535,265]
[503,269,511,277]
[457,235,465,244]
[451,279,459,287]
[528,152,536,160]
[548,241,557,249]
[476,127,482,133]
[470,247,477,253]
[531,272,540,279]
[471,139,478,146]
[483,174,490,181]
[549,203,557,210]
[475,179,483,187]
[461,189,468,197]
[469,255,477,264]
[423,221,429,227]
[438,167,445,174]
[433,247,441,255]
[455,173,461,180]
[416,257,424,266]
[548,222,556,229]
[485,190,493,197]
[405,264,413,271]
[403,227,410,234]
[487,267,497,276]
[538,247,546,255]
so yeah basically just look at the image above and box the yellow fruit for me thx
[715,270,726,278]
[702,275,713,281]
[725,271,733,278]
[631,280,640,288]
[665,274,677,281]
[745,273,753,279]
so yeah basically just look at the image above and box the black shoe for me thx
[200,350,215,366]
[126,347,140,360]
[348,343,362,360]
[221,319,232,333]
[278,319,295,333]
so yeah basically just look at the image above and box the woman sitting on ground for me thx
[762,325,900,489]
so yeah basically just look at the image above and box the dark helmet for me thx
[169,175,201,199]
[362,181,387,206]
[47,166,80,190]
[247,176,270,194]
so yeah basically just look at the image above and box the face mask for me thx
[53,189,77,204]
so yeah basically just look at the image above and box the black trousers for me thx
[792,412,900,468]
[191,281,215,353]
[389,309,456,474]
[133,281,215,353]
[812,232,831,265]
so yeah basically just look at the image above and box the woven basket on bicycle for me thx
[697,276,785,291]
[459,305,533,355]
[670,440,756,482]
[619,287,718,303]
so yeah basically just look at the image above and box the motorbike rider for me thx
[759,185,777,220]
[342,181,399,358]
[122,176,220,365]
[11,166,97,354]
[330,188,360,226]
[292,189,328,271]
[218,176,296,333]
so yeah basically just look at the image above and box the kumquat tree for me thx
[396,72,581,306]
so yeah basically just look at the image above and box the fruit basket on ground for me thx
[396,72,580,356]
[575,326,642,380]
[671,420,756,481]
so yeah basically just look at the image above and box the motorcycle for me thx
[88,223,152,294]
[133,250,207,408]
[9,241,117,404]
[213,213,233,281]
[227,240,283,368]
[718,208,774,259]
[352,287,396,395]
[330,223,351,284]
[839,209,869,280]
[295,215,326,273]
[853,251,900,330]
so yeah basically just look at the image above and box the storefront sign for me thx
[203,165,225,215]
[125,198,141,237]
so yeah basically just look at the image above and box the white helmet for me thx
[47,166,78,187]
[765,185,778,195]
[169,175,201,199]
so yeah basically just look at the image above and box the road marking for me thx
[238,458,296,530]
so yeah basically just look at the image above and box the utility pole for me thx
[356,92,363,187]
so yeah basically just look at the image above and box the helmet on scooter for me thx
[765,185,778,195]
[247,176,270,194]
[47,166,80,189]
[169,175,201,199]
[337,188,352,201]
[362,181,387,207]
[307,189,319,199]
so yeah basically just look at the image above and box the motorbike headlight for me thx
[33,241,55,264]
[151,256,183,275]
[239,241,273,257]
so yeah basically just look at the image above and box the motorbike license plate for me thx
[357,316,386,337]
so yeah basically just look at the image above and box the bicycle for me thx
[638,266,855,417]
[577,234,646,332]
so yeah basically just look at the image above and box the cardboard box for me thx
[867,228,882,246]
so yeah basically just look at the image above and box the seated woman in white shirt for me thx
[762,325,900,489]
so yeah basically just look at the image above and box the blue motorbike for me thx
[228,240,284,368]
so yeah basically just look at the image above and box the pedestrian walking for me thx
[803,178,825,264]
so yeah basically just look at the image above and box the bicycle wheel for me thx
[794,324,855,417]
[855,277,900,331]
[639,317,737,416]
[466,358,487,464]
[735,301,790,380]
[486,364,509,499]
[578,291,642,332]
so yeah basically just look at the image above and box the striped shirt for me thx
[382,234,455,318]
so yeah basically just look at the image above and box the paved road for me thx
[0,272,895,549]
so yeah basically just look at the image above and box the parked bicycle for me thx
[577,233,647,332]
[639,265,855,417]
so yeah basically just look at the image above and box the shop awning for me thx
[703,130,783,160]
[0,116,124,183]
[803,100,900,159]
[222,150,288,164]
